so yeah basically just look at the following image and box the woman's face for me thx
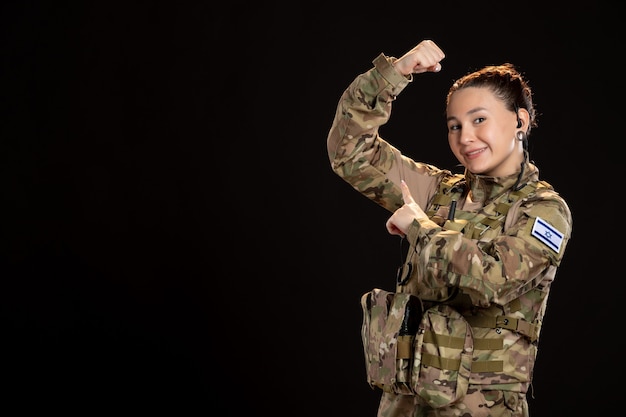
[446,86,525,177]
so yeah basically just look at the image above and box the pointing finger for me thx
[400,180,415,204]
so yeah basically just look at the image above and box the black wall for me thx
[1,2,619,415]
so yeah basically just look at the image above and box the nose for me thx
[459,128,475,145]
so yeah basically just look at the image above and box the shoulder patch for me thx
[531,216,564,254]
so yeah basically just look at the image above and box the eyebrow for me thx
[446,107,487,123]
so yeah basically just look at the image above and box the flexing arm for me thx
[326,40,446,212]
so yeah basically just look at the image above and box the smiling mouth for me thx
[465,148,486,158]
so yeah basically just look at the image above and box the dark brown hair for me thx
[446,63,537,136]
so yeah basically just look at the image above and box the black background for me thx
[1,1,620,415]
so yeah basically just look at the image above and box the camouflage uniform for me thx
[327,54,573,417]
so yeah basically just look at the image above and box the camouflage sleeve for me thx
[327,53,444,212]
[405,191,573,307]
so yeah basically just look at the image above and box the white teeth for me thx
[467,149,484,156]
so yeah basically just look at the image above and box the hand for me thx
[386,180,429,237]
[393,40,445,76]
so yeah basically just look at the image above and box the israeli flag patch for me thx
[531,216,564,254]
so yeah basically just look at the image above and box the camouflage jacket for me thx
[327,53,573,393]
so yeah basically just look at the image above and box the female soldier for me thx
[327,39,573,416]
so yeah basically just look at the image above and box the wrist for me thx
[372,53,413,87]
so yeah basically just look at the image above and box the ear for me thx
[516,108,530,130]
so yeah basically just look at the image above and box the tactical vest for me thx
[425,173,552,242]
[361,174,551,399]
[396,173,552,300]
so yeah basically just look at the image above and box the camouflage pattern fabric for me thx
[377,389,529,417]
[328,53,573,416]
[412,304,473,408]
[361,289,420,395]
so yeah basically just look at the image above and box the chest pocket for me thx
[426,175,550,240]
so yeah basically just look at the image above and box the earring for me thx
[516,131,527,141]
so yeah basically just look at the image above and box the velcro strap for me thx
[466,315,538,342]
[397,335,413,359]
[442,220,466,232]
[431,193,452,206]
[480,216,502,229]
[421,352,460,371]
[494,202,511,215]
[422,330,465,349]
[422,352,503,373]
[471,360,503,373]
[473,337,503,350]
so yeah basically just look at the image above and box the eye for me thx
[448,123,461,131]
[474,117,486,125]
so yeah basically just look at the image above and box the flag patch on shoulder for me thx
[531,216,564,253]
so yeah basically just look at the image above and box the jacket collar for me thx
[464,162,539,204]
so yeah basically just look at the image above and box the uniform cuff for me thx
[372,53,412,91]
